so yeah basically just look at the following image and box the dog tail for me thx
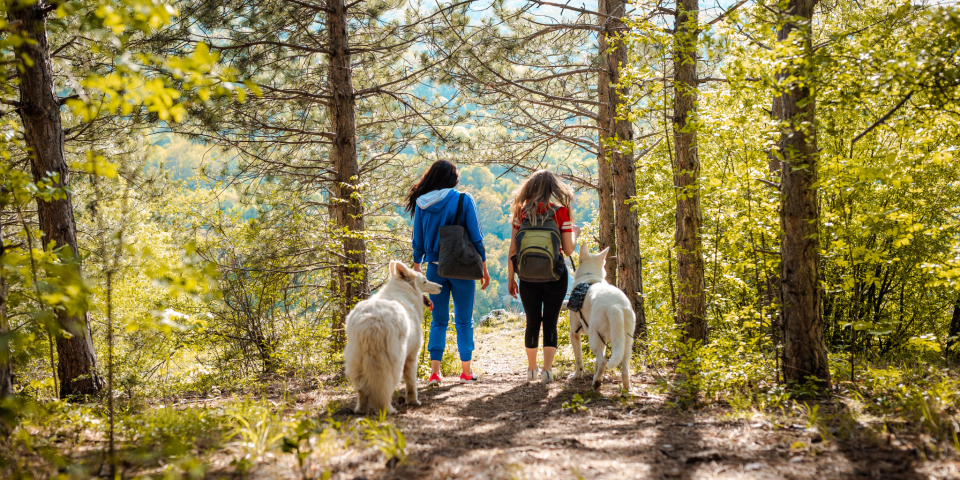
[605,306,630,368]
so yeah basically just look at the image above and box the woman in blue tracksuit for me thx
[407,160,490,385]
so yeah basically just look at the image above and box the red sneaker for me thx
[428,373,441,386]
[459,373,480,383]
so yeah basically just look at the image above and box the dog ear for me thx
[389,260,399,277]
[598,247,610,259]
[394,262,412,281]
[578,243,588,257]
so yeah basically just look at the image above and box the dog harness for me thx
[568,282,595,336]
[568,281,635,345]
[567,282,592,313]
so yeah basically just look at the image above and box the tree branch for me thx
[498,68,603,85]
[755,178,780,189]
[523,0,612,18]
[285,0,333,12]
[697,76,759,83]
[706,0,749,26]
[58,94,79,106]
[211,40,331,55]
[733,24,771,51]
[851,91,913,146]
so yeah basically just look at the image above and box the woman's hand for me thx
[508,277,519,298]
[572,225,582,237]
[413,263,422,273]
[481,269,491,290]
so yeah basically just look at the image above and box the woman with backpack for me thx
[507,170,579,384]
[408,160,490,385]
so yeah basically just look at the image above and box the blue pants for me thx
[426,262,475,362]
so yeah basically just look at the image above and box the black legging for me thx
[519,268,568,349]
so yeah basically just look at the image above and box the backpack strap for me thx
[454,193,466,227]
[530,203,561,226]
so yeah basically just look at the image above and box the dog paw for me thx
[592,380,602,390]
[569,371,583,380]
[406,397,421,407]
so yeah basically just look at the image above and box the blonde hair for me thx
[510,170,575,225]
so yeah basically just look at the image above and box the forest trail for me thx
[296,315,953,480]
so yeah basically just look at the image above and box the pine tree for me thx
[157,0,465,352]
[437,0,653,330]
[671,0,706,343]
[773,0,831,390]
[9,0,105,398]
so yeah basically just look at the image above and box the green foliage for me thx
[0,394,419,479]
[122,405,228,456]
[281,414,341,480]
[662,339,703,411]
[358,411,407,468]
[610,390,635,410]
[561,393,591,413]
[227,401,287,459]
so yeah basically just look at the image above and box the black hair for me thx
[405,160,460,217]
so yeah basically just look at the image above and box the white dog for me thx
[344,261,441,414]
[568,245,636,391]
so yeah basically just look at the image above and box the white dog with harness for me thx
[567,245,636,391]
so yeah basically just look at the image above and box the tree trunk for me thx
[767,96,784,350]
[673,0,706,344]
[595,3,617,284]
[254,330,279,374]
[10,0,103,399]
[328,0,369,341]
[777,0,831,390]
[0,227,12,400]
[604,0,646,339]
[596,148,617,284]
[948,297,960,363]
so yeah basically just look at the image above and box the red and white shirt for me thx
[513,203,574,233]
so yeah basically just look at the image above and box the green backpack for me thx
[512,205,564,283]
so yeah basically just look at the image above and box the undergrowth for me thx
[0,397,409,479]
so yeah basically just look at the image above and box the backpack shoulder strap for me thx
[536,204,562,227]
[454,193,465,226]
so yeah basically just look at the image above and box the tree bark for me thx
[776,0,831,389]
[603,0,646,339]
[10,0,103,398]
[948,297,960,363]
[0,224,12,400]
[673,0,706,344]
[767,97,784,354]
[595,2,617,284]
[328,0,369,342]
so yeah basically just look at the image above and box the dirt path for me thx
[313,316,956,480]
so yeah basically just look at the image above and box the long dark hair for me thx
[510,170,574,224]
[405,160,460,217]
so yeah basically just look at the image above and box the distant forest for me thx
[144,132,600,315]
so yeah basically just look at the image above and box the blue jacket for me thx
[413,188,486,264]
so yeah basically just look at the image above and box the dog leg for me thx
[570,331,584,380]
[621,340,632,392]
[403,355,421,406]
[589,332,607,390]
[356,389,368,414]
[569,313,584,380]
[593,357,608,390]
[375,389,396,416]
